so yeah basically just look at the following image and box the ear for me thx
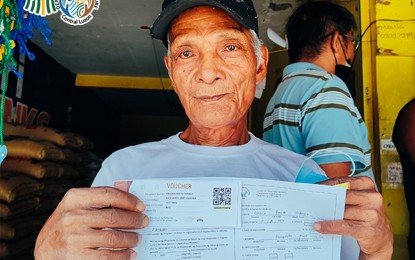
[255,45,269,85]
[330,31,342,55]
[164,54,171,72]
[164,55,177,91]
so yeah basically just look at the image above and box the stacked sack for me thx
[0,123,102,259]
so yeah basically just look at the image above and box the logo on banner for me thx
[24,0,100,26]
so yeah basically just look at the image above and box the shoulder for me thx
[393,98,415,145]
[253,135,326,182]
[282,63,350,95]
[394,98,415,132]
[251,134,308,161]
[397,98,415,120]
[103,134,177,163]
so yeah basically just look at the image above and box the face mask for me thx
[295,148,356,184]
[335,58,356,97]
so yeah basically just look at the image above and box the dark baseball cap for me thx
[150,0,259,46]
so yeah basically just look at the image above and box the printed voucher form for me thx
[114,178,346,260]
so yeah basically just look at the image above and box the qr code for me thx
[213,188,232,205]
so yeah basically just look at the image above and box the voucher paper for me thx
[114,179,241,228]
[114,178,346,260]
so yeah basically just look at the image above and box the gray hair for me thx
[166,29,264,69]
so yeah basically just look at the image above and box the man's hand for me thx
[34,187,149,260]
[315,176,393,260]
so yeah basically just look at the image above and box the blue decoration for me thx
[0,0,52,166]
[10,0,52,61]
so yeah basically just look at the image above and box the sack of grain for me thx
[0,174,43,203]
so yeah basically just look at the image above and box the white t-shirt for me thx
[92,132,325,185]
[92,132,359,259]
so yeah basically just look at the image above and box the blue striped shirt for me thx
[263,62,375,182]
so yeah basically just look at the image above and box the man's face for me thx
[164,6,267,129]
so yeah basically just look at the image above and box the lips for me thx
[197,94,228,102]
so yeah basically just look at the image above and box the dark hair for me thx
[286,1,357,63]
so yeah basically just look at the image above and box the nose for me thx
[195,52,225,84]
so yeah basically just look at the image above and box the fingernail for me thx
[136,201,145,212]
[130,251,137,260]
[142,215,150,228]
[313,223,321,231]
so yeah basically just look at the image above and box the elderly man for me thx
[34,1,393,259]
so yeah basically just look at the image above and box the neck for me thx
[298,52,336,74]
[179,120,250,146]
